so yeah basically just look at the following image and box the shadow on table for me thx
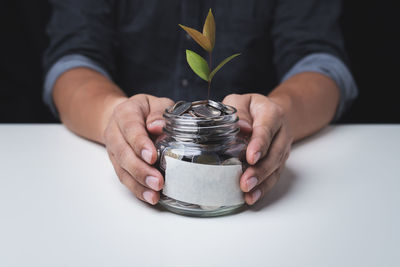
[293,125,337,148]
[249,126,337,212]
[248,167,296,212]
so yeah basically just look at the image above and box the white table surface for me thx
[0,124,399,267]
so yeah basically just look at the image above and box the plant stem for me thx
[208,51,212,100]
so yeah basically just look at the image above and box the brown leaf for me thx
[179,24,212,52]
[203,9,215,50]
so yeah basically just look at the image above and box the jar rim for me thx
[163,100,240,143]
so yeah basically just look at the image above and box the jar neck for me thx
[163,110,240,145]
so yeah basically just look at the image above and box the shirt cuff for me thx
[43,54,112,116]
[280,53,358,122]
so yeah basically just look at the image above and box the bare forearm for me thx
[268,72,340,141]
[53,68,127,144]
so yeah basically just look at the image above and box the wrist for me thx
[268,88,296,133]
[268,83,312,142]
[268,72,340,141]
[99,94,128,144]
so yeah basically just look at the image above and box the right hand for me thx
[103,94,174,205]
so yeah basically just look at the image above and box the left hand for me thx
[223,93,294,205]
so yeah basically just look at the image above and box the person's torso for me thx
[114,0,277,102]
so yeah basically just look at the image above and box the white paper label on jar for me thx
[163,156,244,206]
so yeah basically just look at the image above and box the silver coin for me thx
[171,101,192,116]
[168,101,184,113]
[182,113,194,117]
[159,148,184,170]
[207,100,226,112]
[221,157,242,165]
[223,105,236,115]
[192,105,221,117]
[188,110,198,117]
[192,153,221,165]
[191,100,209,107]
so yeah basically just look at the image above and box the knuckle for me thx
[117,170,128,185]
[130,165,143,181]
[269,171,280,186]
[133,93,146,100]
[271,103,284,119]
[123,156,144,181]
[122,122,146,143]
[282,150,290,163]
[120,121,136,140]
[236,108,250,118]
[277,149,286,164]
[255,125,274,142]
[132,133,150,151]
[148,111,164,121]
[131,181,144,198]
[103,126,112,143]
[284,150,290,161]
[223,93,240,102]
[116,146,132,167]
[113,101,127,117]
[122,120,137,133]
[159,97,174,105]
[256,163,270,181]
[258,159,278,181]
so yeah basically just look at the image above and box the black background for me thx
[0,0,398,123]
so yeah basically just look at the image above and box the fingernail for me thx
[143,191,155,205]
[148,120,165,128]
[246,177,258,192]
[253,152,261,164]
[145,176,160,191]
[141,149,153,164]
[238,120,252,129]
[252,189,261,204]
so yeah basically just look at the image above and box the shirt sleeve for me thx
[43,54,112,116]
[281,53,358,121]
[271,0,356,120]
[43,0,117,115]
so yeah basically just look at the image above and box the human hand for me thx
[223,93,293,205]
[103,94,174,205]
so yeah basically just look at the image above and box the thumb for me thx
[146,97,175,135]
[222,94,253,134]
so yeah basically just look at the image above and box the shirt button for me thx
[181,79,189,87]
[185,33,191,40]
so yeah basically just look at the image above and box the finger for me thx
[146,96,175,135]
[109,152,159,205]
[240,128,291,192]
[244,165,283,205]
[247,96,284,165]
[105,121,164,191]
[113,97,157,165]
[222,94,253,133]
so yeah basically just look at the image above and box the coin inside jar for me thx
[192,153,221,165]
[207,99,226,112]
[221,157,242,165]
[166,99,236,118]
[159,148,184,170]
[171,101,192,116]
[191,105,222,117]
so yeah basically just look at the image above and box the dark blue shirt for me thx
[44,0,357,118]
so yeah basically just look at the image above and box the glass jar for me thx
[155,100,248,217]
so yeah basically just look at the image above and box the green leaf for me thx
[179,24,212,52]
[208,53,241,82]
[203,9,215,50]
[186,50,210,81]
